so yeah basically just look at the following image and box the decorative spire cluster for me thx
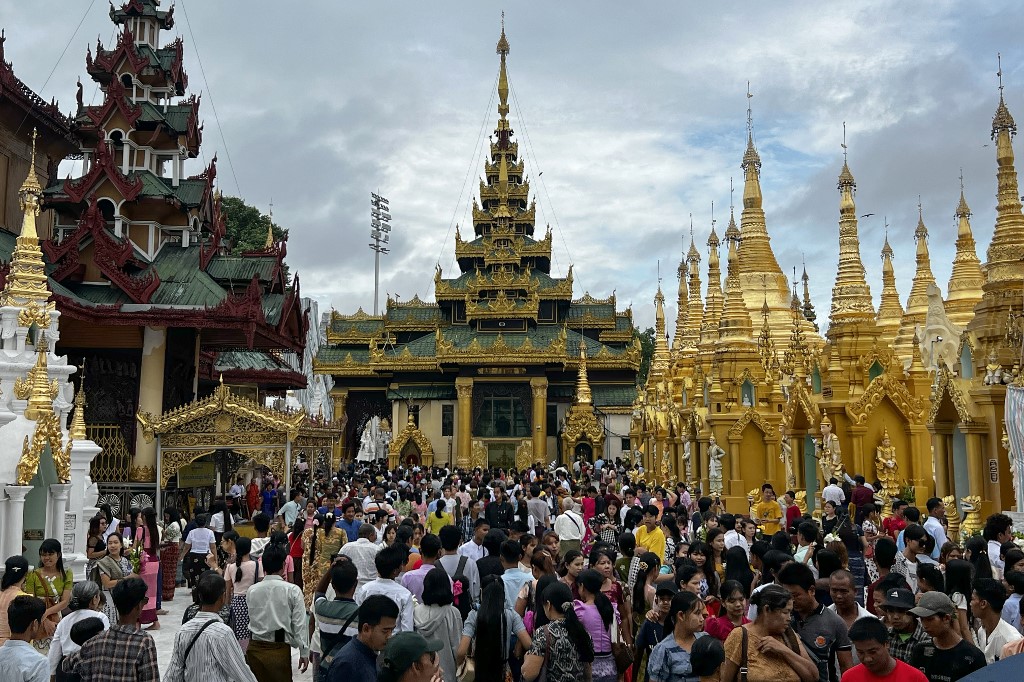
[23,334,59,422]
[895,203,938,362]
[718,219,754,340]
[651,285,671,376]
[701,223,724,343]
[575,338,592,405]
[945,177,984,326]
[69,364,88,441]
[876,224,904,341]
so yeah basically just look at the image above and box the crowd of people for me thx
[1,456,1023,682]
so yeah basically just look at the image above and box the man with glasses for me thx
[891,525,928,593]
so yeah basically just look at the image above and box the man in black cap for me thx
[878,587,930,664]
[907,591,986,682]
[377,631,443,682]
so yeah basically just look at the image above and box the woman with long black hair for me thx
[723,545,755,598]
[522,581,595,682]
[575,569,616,682]
[133,507,162,629]
[457,577,532,680]
[225,536,259,650]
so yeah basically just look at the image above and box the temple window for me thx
[441,405,454,437]
[868,360,884,382]
[741,380,755,407]
[476,397,529,438]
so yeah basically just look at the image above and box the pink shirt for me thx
[573,600,615,652]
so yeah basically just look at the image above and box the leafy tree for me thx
[220,196,288,254]
[635,326,655,386]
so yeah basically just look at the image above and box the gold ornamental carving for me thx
[728,407,777,439]
[846,374,926,426]
[129,464,156,482]
[470,440,488,469]
[875,428,901,501]
[943,496,961,543]
[927,366,974,426]
[16,409,71,485]
[159,449,215,487]
[389,414,434,458]
[960,496,983,537]
[515,439,533,469]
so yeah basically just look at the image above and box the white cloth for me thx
[724,529,746,553]
[340,538,382,586]
[164,611,258,682]
[457,540,486,563]
[47,609,110,673]
[973,618,1024,663]
[923,516,948,560]
[989,539,1006,579]
[822,484,844,506]
[554,509,585,541]
[209,512,226,533]
[184,527,216,554]
[0,640,48,682]
[355,578,415,633]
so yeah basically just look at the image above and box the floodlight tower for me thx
[370,192,391,315]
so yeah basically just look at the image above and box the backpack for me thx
[451,555,473,620]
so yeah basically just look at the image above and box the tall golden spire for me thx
[701,223,723,344]
[945,175,984,326]
[895,202,938,362]
[683,223,704,348]
[575,337,592,405]
[651,283,671,376]
[987,54,1024,284]
[1,129,53,313]
[718,219,754,340]
[673,233,689,351]
[876,223,904,341]
[23,334,58,422]
[801,260,818,332]
[828,143,875,326]
[737,84,788,313]
[69,363,88,441]
[264,200,275,249]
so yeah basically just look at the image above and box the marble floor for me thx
[150,587,311,679]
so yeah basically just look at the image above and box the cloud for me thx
[3,0,1021,334]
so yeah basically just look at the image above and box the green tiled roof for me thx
[206,256,278,283]
[386,305,443,323]
[149,246,226,307]
[214,350,289,372]
[136,44,178,73]
[59,282,130,306]
[386,386,456,400]
[566,303,615,321]
[384,332,436,358]
[317,347,370,364]
[138,102,194,133]
[330,318,384,334]
[592,385,638,407]
[133,171,207,207]
[262,294,286,325]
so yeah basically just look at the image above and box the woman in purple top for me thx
[574,569,617,682]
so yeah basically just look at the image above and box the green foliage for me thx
[220,196,288,254]
[635,326,655,386]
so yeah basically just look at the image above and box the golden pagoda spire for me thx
[23,334,58,422]
[652,281,671,376]
[264,200,275,249]
[790,267,801,310]
[673,232,689,351]
[69,363,88,441]
[702,221,723,344]
[987,53,1024,284]
[829,137,875,326]
[895,201,938,362]
[1,128,53,314]
[718,218,754,340]
[737,84,787,309]
[497,13,510,121]
[801,259,818,332]
[945,173,984,326]
[575,337,592,405]
[876,221,904,341]
[683,218,704,348]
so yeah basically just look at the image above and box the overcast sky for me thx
[2,1,1022,332]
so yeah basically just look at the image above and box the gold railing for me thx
[87,424,132,482]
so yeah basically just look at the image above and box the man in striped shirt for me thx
[164,572,256,682]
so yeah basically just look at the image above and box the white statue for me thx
[779,427,796,491]
[357,417,381,462]
[708,435,726,496]
[683,441,692,481]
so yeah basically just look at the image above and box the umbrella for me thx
[959,655,1023,682]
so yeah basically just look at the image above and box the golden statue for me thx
[960,496,983,538]
[794,490,808,516]
[818,414,844,482]
[470,439,488,469]
[942,496,960,544]
[875,427,901,501]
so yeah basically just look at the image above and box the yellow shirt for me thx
[636,524,667,563]
[753,500,783,536]
[426,511,453,535]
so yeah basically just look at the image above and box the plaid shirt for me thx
[888,621,931,664]
[73,624,159,682]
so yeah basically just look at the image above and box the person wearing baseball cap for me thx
[907,591,986,681]
[878,586,931,665]
[633,582,678,679]
[377,631,443,682]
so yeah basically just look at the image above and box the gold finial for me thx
[842,121,848,163]
[1,127,52,313]
[575,337,592,405]
[264,199,274,248]
[69,363,87,441]
[496,14,510,120]
[24,333,58,421]
[742,84,761,170]
[992,54,1016,139]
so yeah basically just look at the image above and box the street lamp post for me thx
[370,193,391,315]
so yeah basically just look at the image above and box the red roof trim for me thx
[61,140,143,204]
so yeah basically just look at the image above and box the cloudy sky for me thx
[3,1,1021,331]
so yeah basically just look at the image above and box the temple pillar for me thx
[3,486,32,560]
[933,431,950,497]
[455,377,473,468]
[48,483,71,544]
[530,377,548,465]
[331,389,348,469]
[133,326,166,482]
[67,439,101,579]
[848,425,867,482]
[965,428,992,513]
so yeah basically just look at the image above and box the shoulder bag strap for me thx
[740,627,749,682]
[182,618,219,671]
[454,555,468,582]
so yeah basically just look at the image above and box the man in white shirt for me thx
[827,570,877,664]
[340,524,382,587]
[923,497,948,561]
[821,478,845,507]
[355,544,415,633]
[457,519,489,563]
[553,497,585,556]
[619,488,641,525]
[246,546,310,678]
[165,572,257,682]
[438,526,480,603]
[972,577,1023,662]
[228,477,245,501]
[722,513,746,552]
[984,513,1014,579]
[0,595,50,682]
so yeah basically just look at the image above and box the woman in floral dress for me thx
[300,513,345,607]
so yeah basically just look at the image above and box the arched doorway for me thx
[402,440,422,467]
[574,441,593,462]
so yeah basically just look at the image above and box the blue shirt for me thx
[1003,593,1023,635]
[500,568,533,611]
[647,631,705,682]
[326,636,377,682]
[337,518,362,542]
[0,640,49,682]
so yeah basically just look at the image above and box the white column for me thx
[48,483,71,543]
[172,152,180,187]
[285,440,293,493]
[4,486,33,560]
[67,440,101,579]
